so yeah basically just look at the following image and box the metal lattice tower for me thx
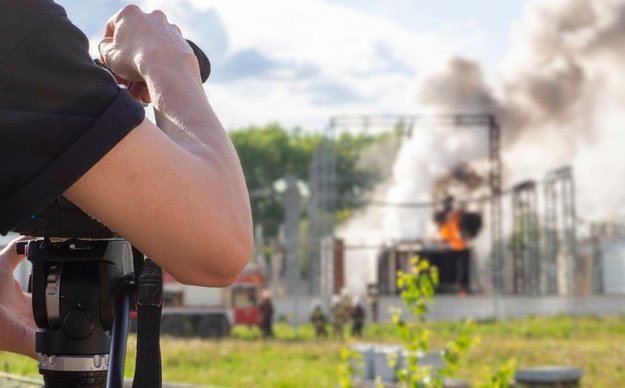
[306,125,337,294]
[487,119,504,296]
[283,175,304,294]
[543,166,577,295]
[543,175,559,294]
[511,180,541,295]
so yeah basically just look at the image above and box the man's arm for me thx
[64,6,253,286]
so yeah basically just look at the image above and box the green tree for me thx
[230,124,388,240]
[230,124,321,239]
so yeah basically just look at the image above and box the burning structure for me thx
[375,161,492,295]
[377,194,484,295]
[314,0,625,300]
[328,114,501,297]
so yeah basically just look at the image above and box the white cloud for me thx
[133,0,480,129]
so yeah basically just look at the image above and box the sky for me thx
[59,0,526,131]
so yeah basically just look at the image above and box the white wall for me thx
[601,240,625,294]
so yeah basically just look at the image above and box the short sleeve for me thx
[0,0,146,234]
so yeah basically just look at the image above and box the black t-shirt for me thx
[0,0,146,234]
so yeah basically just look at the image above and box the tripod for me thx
[15,197,162,388]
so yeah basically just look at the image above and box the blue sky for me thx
[59,0,527,130]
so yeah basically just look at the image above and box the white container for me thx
[601,240,625,293]
[351,343,375,380]
[372,345,403,383]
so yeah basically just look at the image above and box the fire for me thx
[439,210,466,251]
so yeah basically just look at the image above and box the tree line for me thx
[230,123,395,242]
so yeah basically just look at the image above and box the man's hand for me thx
[98,5,199,103]
[0,237,36,359]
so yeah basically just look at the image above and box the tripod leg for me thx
[107,277,135,388]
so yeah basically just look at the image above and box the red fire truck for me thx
[157,263,265,337]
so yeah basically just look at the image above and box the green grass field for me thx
[2,315,625,387]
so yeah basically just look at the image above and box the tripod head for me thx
[13,197,136,388]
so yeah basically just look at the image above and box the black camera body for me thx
[12,196,114,238]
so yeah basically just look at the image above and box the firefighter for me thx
[309,300,328,338]
[330,295,346,340]
[258,289,274,338]
[350,297,366,337]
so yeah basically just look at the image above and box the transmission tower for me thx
[511,180,541,294]
[306,125,337,294]
[543,166,577,295]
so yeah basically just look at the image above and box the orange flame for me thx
[439,211,466,251]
